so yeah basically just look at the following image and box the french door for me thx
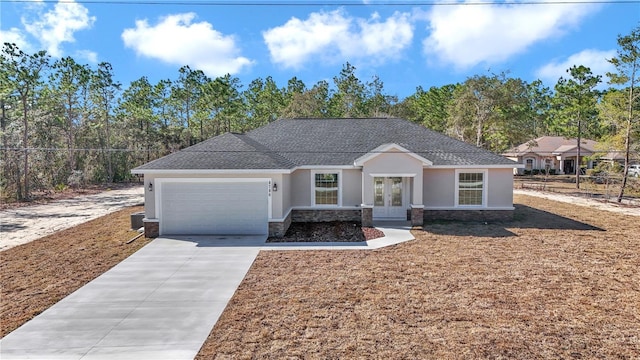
[372,177,405,219]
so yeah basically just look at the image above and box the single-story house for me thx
[503,136,599,175]
[598,151,640,167]
[132,118,520,238]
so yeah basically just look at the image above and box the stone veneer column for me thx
[410,205,424,227]
[361,205,373,227]
[143,219,159,238]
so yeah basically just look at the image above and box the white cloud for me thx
[423,0,600,69]
[21,0,95,57]
[0,28,33,53]
[263,9,413,69]
[75,49,98,64]
[535,49,616,85]
[122,13,253,77]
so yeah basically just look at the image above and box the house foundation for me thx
[269,212,292,238]
[410,206,424,226]
[361,206,373,227]
[143,218,159,238]
[291,209,361,223]
[423,210,513,222]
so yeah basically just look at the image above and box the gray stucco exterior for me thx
[133,118,519,237]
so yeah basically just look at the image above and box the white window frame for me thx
[524,157,535,170]
[454,169,488,208]
[311,170,342,207]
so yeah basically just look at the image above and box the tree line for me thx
[1,25,638,202]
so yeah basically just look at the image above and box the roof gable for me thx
[354,143,433,166]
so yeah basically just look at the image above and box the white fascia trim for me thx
[297,165,358,170]
[427,164,521,169]
[132,168,292,175]
[410,204,424,209]
[155,177,272,183]
[354,143,433,166]
[369,173,417,178]
[424,206,515,211]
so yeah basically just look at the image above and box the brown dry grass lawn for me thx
[197,194,640,359]
[0,205,150,338]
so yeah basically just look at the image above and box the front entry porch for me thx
[356,143,429,228]
[372,177,406,220]
[361,175,424,227]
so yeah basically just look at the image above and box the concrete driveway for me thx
[0,235,263,360]
[0,224,414,360]
[0,186,144,251]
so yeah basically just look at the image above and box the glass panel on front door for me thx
[391,177,402,206]
[373,177,405,219]
[374,177,384,206]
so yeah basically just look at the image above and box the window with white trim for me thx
[456,170,486,206]
[525,158,534,170]
[313,172,340,206]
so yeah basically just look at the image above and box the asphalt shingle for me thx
[133,118,517,171]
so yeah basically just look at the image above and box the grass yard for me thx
[197,194,640,359]
[0,205,150,338]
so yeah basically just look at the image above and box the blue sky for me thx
[1,0,638,98]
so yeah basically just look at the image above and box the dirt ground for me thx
[514,189,640,217]
[0,206,150,338]
[2,192,639,357]
[514,176,640,206]
[0,185,144,251]
[196,194,640,359]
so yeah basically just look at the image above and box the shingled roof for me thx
[502,136,599,157]
[133,118,517,171]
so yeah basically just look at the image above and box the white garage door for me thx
[159,180,269,235]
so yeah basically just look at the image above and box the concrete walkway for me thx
[0,223,414,360]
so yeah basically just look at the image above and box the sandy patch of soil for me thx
[196,194,640,359]
[514,189,640,216]
[0,183,142,211]
[0,186,144,251]
[0,206,150,338]
[267,222,385,243]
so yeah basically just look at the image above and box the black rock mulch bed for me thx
[267,221,385,243]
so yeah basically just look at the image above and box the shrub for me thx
[67,170,84,188]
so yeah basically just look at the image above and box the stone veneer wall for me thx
[361,207,373,227]
[423,209,513,222]
[411,207,424,226]
[269,211,292,238]
[143,219,159,238]
[291,209,362,223]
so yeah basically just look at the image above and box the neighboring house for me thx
[503,136,599,175]
[598,151,640,167]
[132,118,520,238]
